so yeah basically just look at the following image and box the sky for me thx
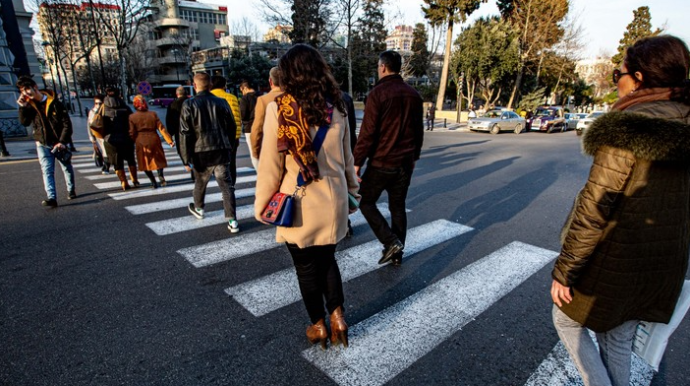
[228,0,690,59]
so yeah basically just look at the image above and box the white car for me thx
[565,113,588,130]
[468,110,525,134]
[576,111,605,136]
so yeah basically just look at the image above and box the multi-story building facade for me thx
[575,57,615,98]
[144,0,228,85]
[385,25,414,52]
[263,25,291,44]
[36,1,119,94]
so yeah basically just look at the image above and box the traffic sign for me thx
[137,81,152,96]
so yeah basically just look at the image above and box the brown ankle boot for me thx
[115,170,131,191]
[306,319,328,350]
[329,306,348,348]
[128,165,140,187]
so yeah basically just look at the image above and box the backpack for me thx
[90,104,106,139]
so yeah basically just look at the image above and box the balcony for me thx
[153,18,190,29]
[158,55,187,65]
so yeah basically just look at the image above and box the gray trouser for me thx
[193,162,236,219]
[552,305,638,386]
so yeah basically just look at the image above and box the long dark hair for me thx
[278,44,346,126]
[625,35,690,103]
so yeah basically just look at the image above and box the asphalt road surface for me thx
[1,109,689,386]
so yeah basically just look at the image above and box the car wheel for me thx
[490,124,500,135]
[514,124,522,134]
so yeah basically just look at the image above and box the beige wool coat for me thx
[254,102,360,248]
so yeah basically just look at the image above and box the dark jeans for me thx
[359,165,413,247]
[193,162,236,219]
[286,243,344,324]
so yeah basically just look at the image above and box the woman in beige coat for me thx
[129,95,174,189]
[254,44,360,349]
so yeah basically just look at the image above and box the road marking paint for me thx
[523,338,654,386]
[226,219,473,317]
[126,188,256,215]
[302,241,558,386]
[179,205,393,268]
[94,172,194,189]
[108,175,258,200]
[85,166,254,180]
[146,203,257,235]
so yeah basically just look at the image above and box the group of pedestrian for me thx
[15,32,690,386]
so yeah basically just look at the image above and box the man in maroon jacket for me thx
[354,50,424,266]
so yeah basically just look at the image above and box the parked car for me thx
[468,110,525,134]
[565,113,588,130]
[530,106,566,133]
[575,111,605,136]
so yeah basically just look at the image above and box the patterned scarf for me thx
[276,93,332,184]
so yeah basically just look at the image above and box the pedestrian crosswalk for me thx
[69,150,657,386]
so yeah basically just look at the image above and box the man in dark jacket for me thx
[16,76,76,207]
[166,86,187,153]
[239,80,258,168]
[180,73,240,233]
[354,50,424,266]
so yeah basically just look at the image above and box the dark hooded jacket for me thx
[18,90,72,146]
[553,100,690,332]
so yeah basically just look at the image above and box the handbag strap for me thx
[296,115,331,187]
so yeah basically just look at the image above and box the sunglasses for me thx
[612,69,632,84]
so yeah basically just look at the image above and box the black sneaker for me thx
[42,199,58,208]
[391,252,403,266]
[68,190,77,200]
[378,240,404,265]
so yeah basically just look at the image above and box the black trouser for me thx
[359,165,413,247]
[286,243,344,324]
[193,162,236,219]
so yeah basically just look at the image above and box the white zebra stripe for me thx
[127,188,256,215]
[302,241,558,386]
[226,219,473,317]
[108,175,257,200]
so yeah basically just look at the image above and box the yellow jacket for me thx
[211,88,242,139]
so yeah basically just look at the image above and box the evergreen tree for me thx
[612,6,662,66]
[422,0,487,110]
[353,0,386,88]
[409,23,431,77]
[289,0,331,47]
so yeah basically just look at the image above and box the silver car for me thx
[565,113,588,130]
[468,110,526,134]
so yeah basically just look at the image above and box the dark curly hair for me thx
[278,44,346,126]
[625,34,690,104]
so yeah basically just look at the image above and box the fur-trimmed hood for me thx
[582,101,690,162]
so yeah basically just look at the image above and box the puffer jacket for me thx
[18,90,72,146]
[553,100,690,332]
[210,88,242,140]
[179,90,236,165]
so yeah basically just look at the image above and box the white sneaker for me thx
[188,203,204,219]
[228,219,239,233]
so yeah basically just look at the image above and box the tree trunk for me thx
[120,54,128,102]
[435,18,454,111]
[507,63,523,109]
[534,52,544,89]
[71,66,83,117]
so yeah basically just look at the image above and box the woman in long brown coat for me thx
[129,95,174,188]
[254,44,360,349]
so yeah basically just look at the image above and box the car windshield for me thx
[484,111,501,118]
[587,112,604,118]
[535,109,555,117]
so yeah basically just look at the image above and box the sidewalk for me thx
[1,112,91,163]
